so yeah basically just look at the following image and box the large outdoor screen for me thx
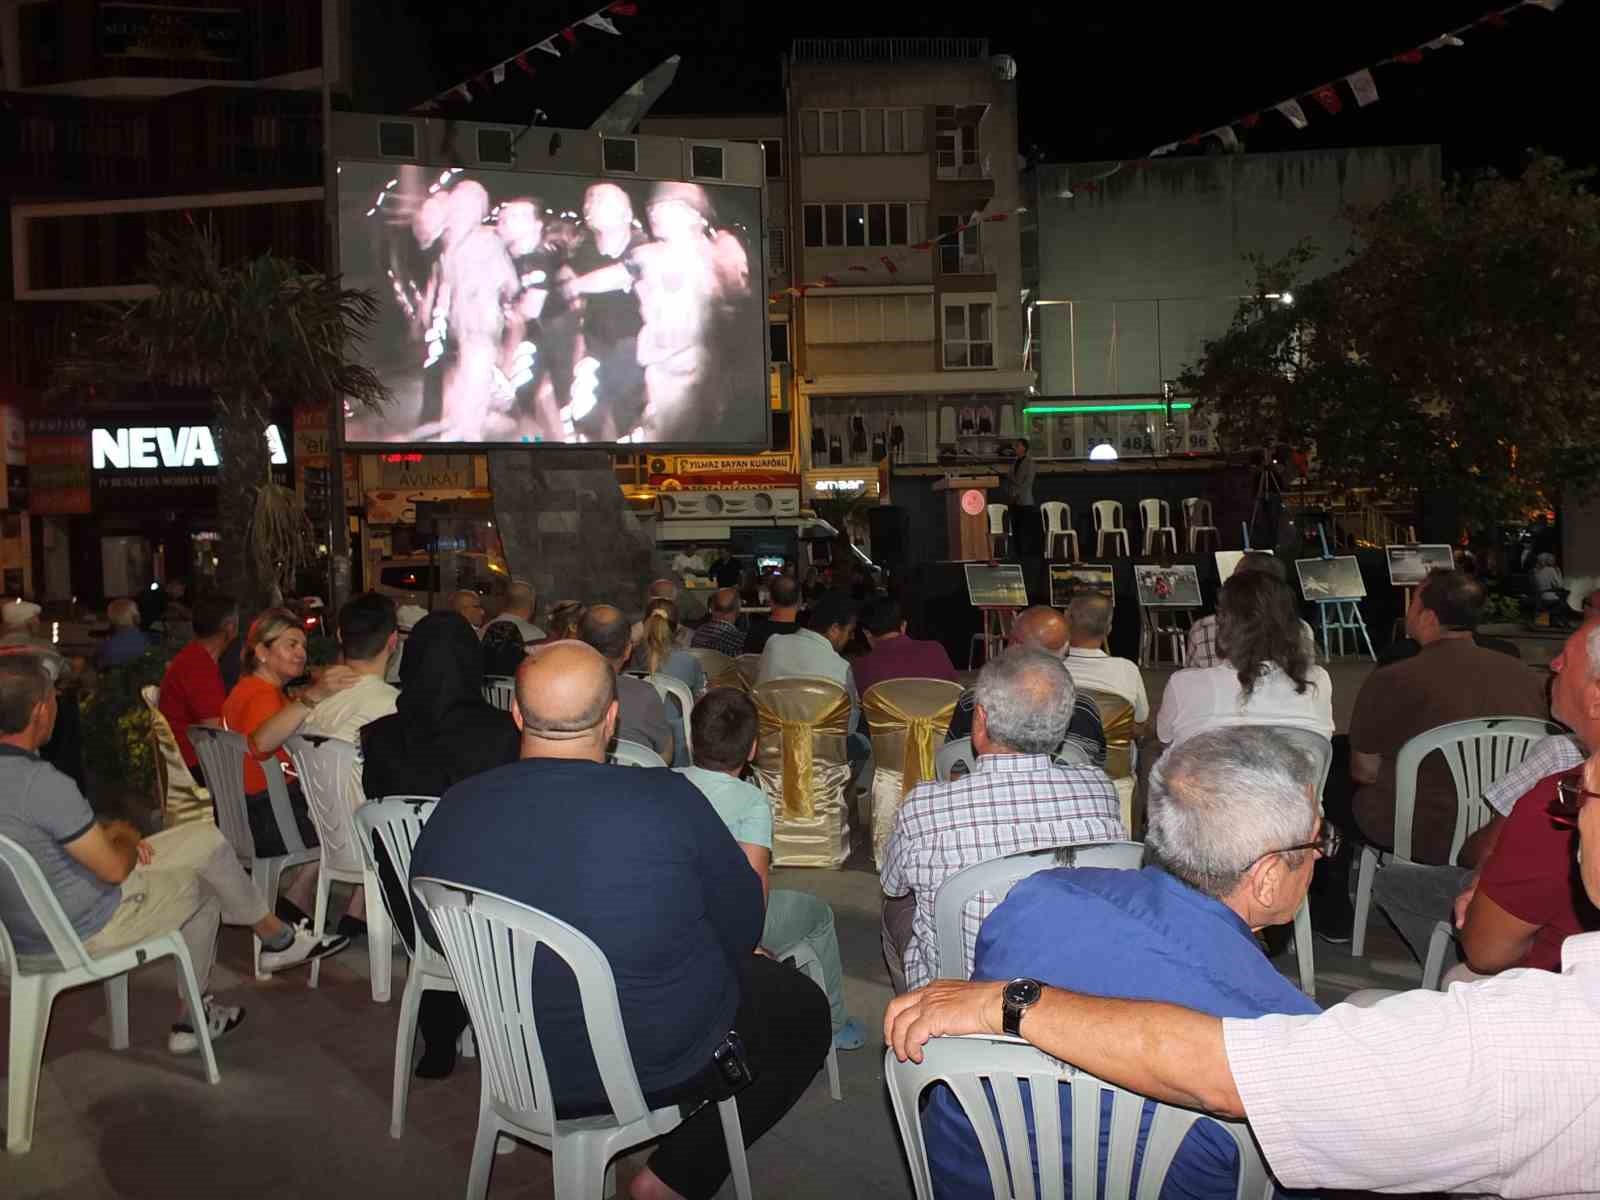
[338,160,768,450]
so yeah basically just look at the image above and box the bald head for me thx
[1009,606,1069,655]
[578,603,632,664]
[648,579,678,602]
[505,580,536,619]
[1067,593,1114,646]
[709,587,740,621]
[514,641,618,761]
[448,589,485,629]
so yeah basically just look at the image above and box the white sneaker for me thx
[169,994,245,1054]
[260,921,351,974]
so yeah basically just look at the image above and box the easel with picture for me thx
[1296,528,1375,661]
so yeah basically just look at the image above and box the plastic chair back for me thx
[1091,501,1123,533]
[482,676,516,712]
[285,734,365,875]
[1183,497,1214,527]
[1041,501,1071,538]
[936,736,978,782]
[885,1035,1272,1200]
[864,678,964,868]
[610,739,668,768]
[1138,498,1168,532]
[644,673,695,746]
[752,676,852,867]
[412,879,656,1133]
[1393,716,1558,862]
[189,726,260,859]
[0,833,99,975]
[354,797,438,961]
[986,504,1009,536]
[932,841,1144,980]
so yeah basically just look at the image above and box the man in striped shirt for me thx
[881,647,1125,993]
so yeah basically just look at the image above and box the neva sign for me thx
[91,424,288,471]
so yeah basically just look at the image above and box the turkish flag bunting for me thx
[492,63,506,84]
[562,27,578,46]
[1479,10,1507,26]
[515,52,534,76]
[1311,85,1342,116]
[1239,112,1261,129]
[983,211,1010,222]
[1274,99,1309,129]
[1394,48,1425,64]
[880,256,898,273]
[1345,69,1378,107]
[911,240,932,251]
[608,1,641,14]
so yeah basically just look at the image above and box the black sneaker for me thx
[337,914,368,940]
[169,995,245,1054]
[1311,893,1356,944]
[275,897,310,926]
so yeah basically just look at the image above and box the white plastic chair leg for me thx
[1422,920,1453,990]
[252,859,286,980]
[465,1108,501,1200]
[6,974,51,1154]
[389,969,423,1138]
[718,1096,753,1200]
[172,937,221,1085]
[459,1024,477,1059]
[106,975,130,1050]
[1292,901,1315,998]
[1351,845,1378,957]
[365,871,393,1003]
[309,861,333,989]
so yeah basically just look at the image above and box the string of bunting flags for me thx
[415,1,641,112]
[772,0,1562,298]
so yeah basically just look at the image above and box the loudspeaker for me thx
[659,489,801,519]
[771,411,791,452]
[867,505,911,569]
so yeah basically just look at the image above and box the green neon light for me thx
[1022,402,1194,415]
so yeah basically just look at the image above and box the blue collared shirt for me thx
[924,865,1319,1199]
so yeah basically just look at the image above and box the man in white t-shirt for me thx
[484,579,545,647]
[1063,593,1149,723]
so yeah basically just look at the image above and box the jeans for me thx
[1372,858,1469,973]
[762,889,847,1032]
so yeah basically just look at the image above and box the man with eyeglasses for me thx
[917,726,1326,1197]
[888,742,1600,1197]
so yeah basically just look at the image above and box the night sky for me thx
[356,0,1592,175]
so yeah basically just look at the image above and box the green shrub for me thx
[81,644,176,811]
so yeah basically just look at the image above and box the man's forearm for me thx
[250,699,311,755]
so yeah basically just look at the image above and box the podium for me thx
[933,475,1001,561]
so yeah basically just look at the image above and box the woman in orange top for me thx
[221,608,356,917]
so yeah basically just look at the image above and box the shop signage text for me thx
[91,424,288,471]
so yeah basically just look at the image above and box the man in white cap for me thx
[385,603,429,685]
[0,599,67,683]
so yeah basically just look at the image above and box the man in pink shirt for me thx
[851,596,958,697]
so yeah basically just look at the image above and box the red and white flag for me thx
[1311,84,1343,116]
[1210,125,1240,151]
[535,37,561,56]
[582,13,622,34]
[1275,99,1309,130]
[1346,69,1379,107]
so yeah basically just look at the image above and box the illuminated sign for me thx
[91,425,288,470]
[813,478,869,493]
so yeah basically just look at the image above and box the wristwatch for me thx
[1001,977,1043,1037]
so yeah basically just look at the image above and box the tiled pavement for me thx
[4,638,1564,1198]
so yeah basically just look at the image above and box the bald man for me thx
[580,603,674,762]
[484,579,544,647]
[409,639,829,1200]
[944,605,1107,767]
[446,589,486,633]
[690,587,746,657]
[1064,592,1149,724]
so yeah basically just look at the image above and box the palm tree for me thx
[54,225,388,612]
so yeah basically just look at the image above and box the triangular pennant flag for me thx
[456,83,473,101]
[1238,112,1261,130]
[1346,69,1378,107]
[581,13,622,34]
[880,256,898,274]
[1424,34,1465,49]
[608,0,640,13]
[1210,125,1239,152]
[492,63,506,84]
[1394,47,1425,64]
[910,240,933,252]
[561,27,578,46]
[983,211,1011,222]
[1275,99,1309,130]
[535,38,561,56]
[1148,140,1180,157]
[1182,131,1204,146]
[1523,0,1565,10]
[515,52,535,76]
[1311,84,1343,116]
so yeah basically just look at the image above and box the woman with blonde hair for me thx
[543,600,588,642]
[639,597,706,695]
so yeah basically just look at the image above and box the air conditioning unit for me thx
[659,489,800,520]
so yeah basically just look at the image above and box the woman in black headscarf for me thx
[361,611,519,1078]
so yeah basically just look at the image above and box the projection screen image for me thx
[339,160,769,449]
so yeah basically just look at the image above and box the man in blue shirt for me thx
[922,726,1328,1198]
[95,597,153,671]
[409,640,829,1200]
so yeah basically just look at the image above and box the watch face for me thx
[1004,978,1042,1008]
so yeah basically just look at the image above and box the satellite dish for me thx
[991,54,1018,81]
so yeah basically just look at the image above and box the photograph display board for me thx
[1048,564,1114,609]
[1133,563,1202,608]
[338,160,768,450]
[1214,548,1273,581]
[965,563,1029,608]
[1385,544,1455,587]
[1296,556,1368,601]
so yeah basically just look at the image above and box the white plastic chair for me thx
[765,937,841,1101]
[1091,501,1130,558]
[353,796,456,1139]
[932,841,1145,981]
[1183,498,1220,554]
[1262,727,1334,999]
[412,879,754,1200]
[1351,716,1556,986]
[885,1035,1272,1200]
[609,739,667,768]
[643,673,695,750]
[284,734,393,1001]
[936,736,978,782]
[1041,501,1079,561]
[0,833,220,1154]
[1137,499,1179,556]
[986,504,1010,558]
[482,676,516,712]
[189,726,318,980]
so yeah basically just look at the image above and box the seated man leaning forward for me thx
[921,726,1326,1199]
[677,686,866,1051]
[0,657,345,1057]
[881,647,1125,994]
[408,641,829,1200]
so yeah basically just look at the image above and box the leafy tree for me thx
[54,226,387,612]
[1180,156,1600,531]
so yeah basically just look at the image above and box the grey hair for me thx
[1067,593,1113,642]
[1144,727,1320,900]
[974,647,1077,756]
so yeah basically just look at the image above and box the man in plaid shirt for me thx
[880,647,1125,992]
[690,587,747,657]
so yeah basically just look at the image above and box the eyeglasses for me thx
[1548,776,1600,826]
[1257,824,1342,865]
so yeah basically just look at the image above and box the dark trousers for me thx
[1310,735,1358,920]
[644,955,830,1200]
[1009,505,1042,558]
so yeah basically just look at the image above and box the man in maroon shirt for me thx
[1458,616,1600,973]
[852,596,958,697]
[157,594,238,788]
